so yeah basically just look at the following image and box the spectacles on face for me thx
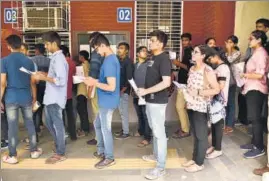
[191,50,201,55]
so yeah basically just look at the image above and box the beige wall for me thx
[234,1,269,54]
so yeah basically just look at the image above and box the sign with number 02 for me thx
[4,8,17,23]
[117,8,132,23]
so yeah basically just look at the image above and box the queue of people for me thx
[1,18,269,180]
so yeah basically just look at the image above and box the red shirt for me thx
[66,57,76,99]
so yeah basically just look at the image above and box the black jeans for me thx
[77,95,90,133]
[1,111,8,141]
[133,98,151,141]
[246,90,266,150]
[33,84,45,134]
[188,110,208,166]
[63,98,77,140]
[212,119,224,151]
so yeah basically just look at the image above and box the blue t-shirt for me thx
[1,52,35,104]
[97,54,120,109]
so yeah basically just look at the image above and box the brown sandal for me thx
[45,154,67,164]
[137,140,150,148]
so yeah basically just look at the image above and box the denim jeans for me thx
[94,107,115,160]
[146,103,167,169]
[44,104,65,155]
[226,85,236,127]
[6,103,37,157]
[118,93,129,134]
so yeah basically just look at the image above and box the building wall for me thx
[70,1,135,58]
[183,1,235,47]
[234,1,269,54]
[1,2,21,57]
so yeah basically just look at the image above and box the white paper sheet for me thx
[19,67,36,75]
[231,62,245,87]
[173,81,187,89]
[128,78,146,105]
[76,66,84,77]
[73,76,85,84]
[91,86,96,98]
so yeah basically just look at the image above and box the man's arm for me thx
[144,76,171,95]
[84,77,116,92]
[30,75,37,103]
[1,74,7,102]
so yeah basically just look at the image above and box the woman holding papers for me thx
[182,45,220,173]
[240,30,269,159]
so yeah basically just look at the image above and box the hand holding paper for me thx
[128,79,146,105]
[19,67,36,75]
[73,76,86,84]
[173,81,186,89]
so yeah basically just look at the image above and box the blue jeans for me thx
[226,85,236,127]
[44,104,65,155]
[118,93,129,134]
[6,103,37,157]
[94,107,115,160]
[146,103,167,169]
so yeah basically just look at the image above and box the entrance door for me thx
[77,31,130,59]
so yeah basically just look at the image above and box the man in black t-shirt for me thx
[137,30,171,180]
[172,33,193,139]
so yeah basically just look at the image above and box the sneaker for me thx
[93,152,105,160]
[206,150,223,159]
[182,160,195,167]
[144,168,166,180]
[244,148,265,159]
[184,164,204,173]
[1,140,8,149]
[2,155,18,164]
[94,158,115,169]
[114,130,123,137]
[240,143,253,150]
[114,133,130,140]
[31,148,43,159]
[142,155,157,163]
[206,146,215,155]
[87,139,97,145]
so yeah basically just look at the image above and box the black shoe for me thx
[1,140,8,149]
[87,139,97,145]
[95,159,115,169]
[115,133,130,140]
[114,130,123,137]
[93,152,105,160]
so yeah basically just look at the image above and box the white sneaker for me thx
[184,164,204,173]
[206,150,223,159]
[145,168,166,180]
[142,155,157,163]
[182,160,195,167]
[2,155,18,164]
[31,148,43,159]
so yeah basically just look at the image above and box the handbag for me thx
[203,67,226,124]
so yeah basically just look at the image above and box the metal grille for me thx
[136,1,182,54]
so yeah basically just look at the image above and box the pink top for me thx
[242,47,269,95]
[186,64,214,113]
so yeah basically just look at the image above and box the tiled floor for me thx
[1,122,266,181]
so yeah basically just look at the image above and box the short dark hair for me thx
[149,30,168,48]
[21,43,29,50]
[89,32,101,42]
[118,42,130,51]
[136,46,147,53]
[206,47,229,64]
[42,31,61,47]
[256,18,269,28]
[90,33,110,47]
[60,45,70,57]
[205,37,216,45]
[5,35,22,49]
[79,50,89,60]
[251,30,268,46]
[35,43,45,54]
[181,33,192,41]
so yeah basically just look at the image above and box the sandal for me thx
[45,154,67,164]
[137,140,150,148]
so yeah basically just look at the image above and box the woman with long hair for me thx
[182,45,220,172]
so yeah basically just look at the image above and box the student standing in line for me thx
[33,31,69,164]
[137,30,171,180]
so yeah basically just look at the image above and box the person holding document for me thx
[133,46,151,147]
[137,30,171,180]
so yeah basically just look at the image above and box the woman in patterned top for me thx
[182,45,220,173]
